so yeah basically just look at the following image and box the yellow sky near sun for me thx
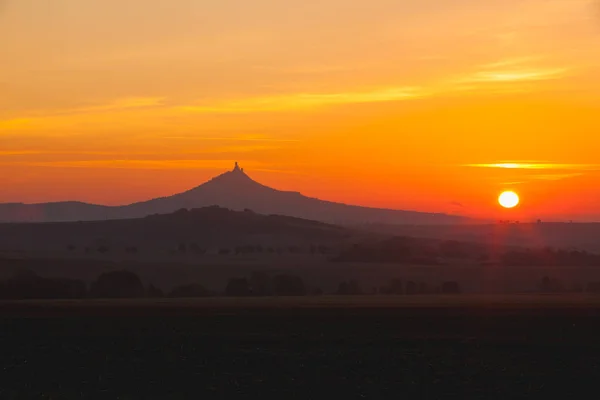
[1,0,600,219]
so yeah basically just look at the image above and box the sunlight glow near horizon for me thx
[1,0,600,220]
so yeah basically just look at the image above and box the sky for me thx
[1,0,600,221]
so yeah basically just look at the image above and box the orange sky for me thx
[2,0,600,221]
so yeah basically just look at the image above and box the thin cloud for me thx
[52,97,166,116]
[529,173,585,181]
[463,68,568,83]
[0,97,165,132]
[465,162,600,170]
[161,134,300,142]
[0,159,247,170]
[178,86,429,113]
[0,145,278,160]
[0,159,297,174]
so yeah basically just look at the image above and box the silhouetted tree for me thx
[178,243,187,254]
[250,272,272,296]
[0,271,87,300]
[225,277,251,296]
[587,282,600,294]
[336,280,362,295]
[169,283,210,298]
[539,276,565,293]
[381,278,403,295]
[272,274,306,296]
[441,281,461,294]
[219,248,231,255]
[67,244,76,252]
[288,246,301,254]
[405,280,418,295]
[571,283,584,293]
[90,270,145,298]
[97,245,109,254]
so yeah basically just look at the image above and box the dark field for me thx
[2,296,600,399]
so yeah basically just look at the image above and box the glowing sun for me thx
[499,191,520,208]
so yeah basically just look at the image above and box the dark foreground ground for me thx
[2,296,600,399]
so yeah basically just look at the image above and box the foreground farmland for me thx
[2,296,600,398]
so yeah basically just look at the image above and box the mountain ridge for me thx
[0,163,472,225]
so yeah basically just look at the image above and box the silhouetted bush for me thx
[272,274,306,296]
[97,245,109,254]
[225,278,251,296]
[90,270,145,298]
[218,248,231,255]
[169,283,210,298]
[441,281,461,294]
[0,271,87,300]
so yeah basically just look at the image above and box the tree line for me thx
[67,243,333,256]
[334,237,600,267]
[4,269,600,300]
[0,269,467,300]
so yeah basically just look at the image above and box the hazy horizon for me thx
[2,0,600,221]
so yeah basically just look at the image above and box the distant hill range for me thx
[0,206,359,257]
[0,163,471,225]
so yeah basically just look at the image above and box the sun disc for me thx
[499,191,519,208]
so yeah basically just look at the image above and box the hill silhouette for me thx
[0,206,358,259]
[0,163,470,225]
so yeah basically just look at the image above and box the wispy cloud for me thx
[0,159,243,170]
[44,97,166,117]
[466,162,600,170]
[465,162,598,183]
[530,173,586,181]
[0,145,278,159]
[161,134,300,142]
[0,97,166,132]
[178,86,429,113]
[453,55,569,85]
[177,57,571,114]
[461,68,568,84]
